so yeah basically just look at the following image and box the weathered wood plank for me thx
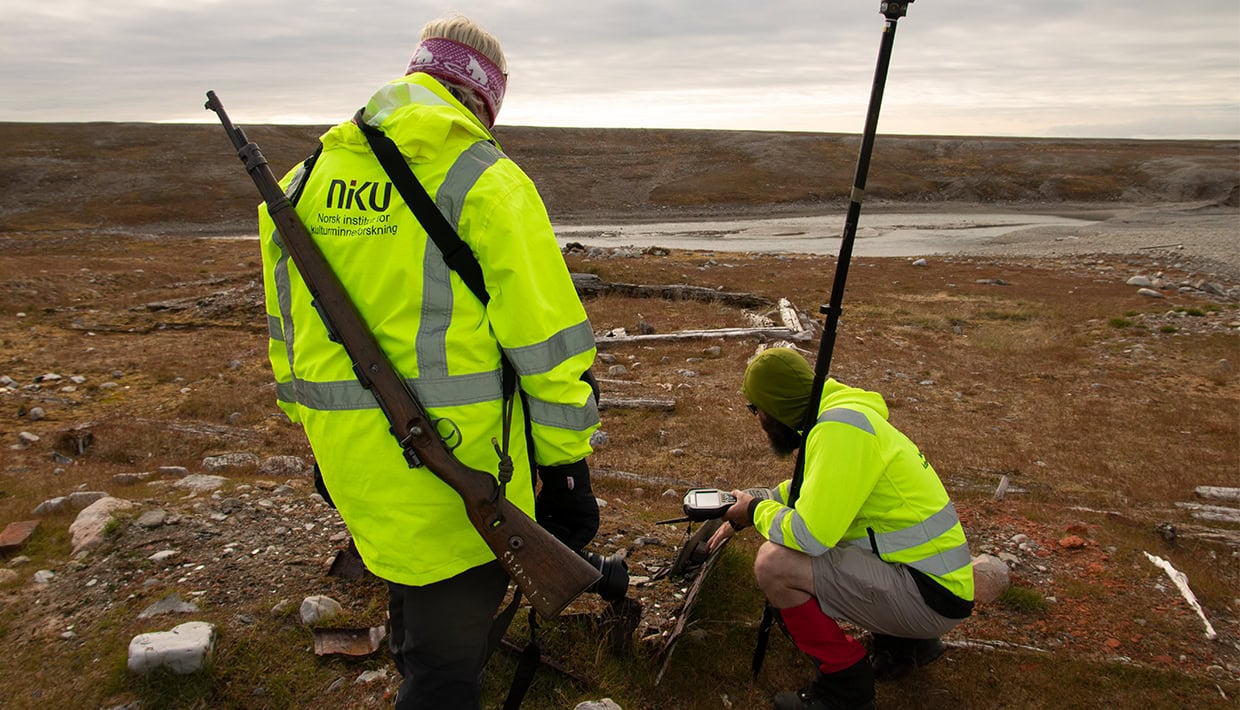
[595,326,811,346]
[599,396,676,411]
[572,273,772,309]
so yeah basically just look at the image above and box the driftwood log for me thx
[595,326,811,346]
[598,396,676,411]
[571,273,773,310]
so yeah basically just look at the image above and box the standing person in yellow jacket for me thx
[709,348,973,710]
[258,14,601,709]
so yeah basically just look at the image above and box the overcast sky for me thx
[2,1,1237,139]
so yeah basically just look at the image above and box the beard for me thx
[762,416,802,458]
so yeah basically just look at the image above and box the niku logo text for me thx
[326,180,393,211]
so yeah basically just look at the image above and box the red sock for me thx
[778,598,867,674]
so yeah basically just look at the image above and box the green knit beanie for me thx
[742,348,814,430]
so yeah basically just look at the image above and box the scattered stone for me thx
[911,258,928,267]
[575,700,623,710]
[590,430,609,448]
[149,550,179,564]
[1058,535,1088,549]
[112,472,153,486]
[971,554,1010,605]
[1126,275,1153,287]
[0,519,40,554]
[203,452,259,472]
[139,592,201,619]
[259,455,307,478]
[9,555,30,566]
[173,474,229,494]
[135,509,168,529]
[33,569,55,584]
[128,621,217,675]
[159,466,191,478]
[607,364,628,377]
[300,595,343,625]
[1137,287,1165,299]
[33,495,67,512]
[35,373,63,383]
[27,407,46,421]
[15,431,40,448]
[68,497,135,556]
[67,491,108,509]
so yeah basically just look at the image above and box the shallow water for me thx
[554,212,1099,257]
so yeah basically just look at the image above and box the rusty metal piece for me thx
[312,626,386,657]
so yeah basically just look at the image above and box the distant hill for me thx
[0,122,1235,234]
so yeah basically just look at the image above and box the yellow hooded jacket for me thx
[259,73,600,587]
[753,379,974,606]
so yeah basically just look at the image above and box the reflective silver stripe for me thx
[417,140,503,379]
[506,321,596,376]
[437,141,504,228]
[268,315,284,342]
[767,508,789,546]
[366,82,450,125]
[283,370,503,411]
[788,510,830,555]
[276,380,295,404]
[272,230,298,381]
[817,407,875,435]
[771,487,786,505]
[839,502,968,574]
[284,163,310,204]
[905,542,973,577]
[524,392,600,432]
[867,502,961,554]
[764,508,829,555]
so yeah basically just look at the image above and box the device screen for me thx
[691,491,721,507]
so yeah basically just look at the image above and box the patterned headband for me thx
[407,37,507,127]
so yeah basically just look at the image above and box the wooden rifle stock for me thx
[205,91,601,618]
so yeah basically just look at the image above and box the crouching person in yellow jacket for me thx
[258,14,601,710]
[709,349,973,710]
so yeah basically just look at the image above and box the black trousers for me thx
[388,560,510,710]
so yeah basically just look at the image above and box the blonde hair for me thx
[417,14,507,122]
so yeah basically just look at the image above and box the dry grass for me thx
[0,230,1236,708]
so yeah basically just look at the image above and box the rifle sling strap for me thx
[355,111,519,402]
[356,112,538,704]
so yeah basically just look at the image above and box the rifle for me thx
[204,90,601,619]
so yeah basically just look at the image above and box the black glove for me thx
[535,459,599,553]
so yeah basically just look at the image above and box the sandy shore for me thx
[557,202,1240,283]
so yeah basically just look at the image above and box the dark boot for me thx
[870,633,946,682]
[773,657,875,710]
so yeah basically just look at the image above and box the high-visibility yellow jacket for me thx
[259,73,600,587]
[753,379,974,604]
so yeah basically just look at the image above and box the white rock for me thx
[149,550,179,564]
[202,452,259,472]
[911,258,928,267]
[173,474,229,493]
[127,621,216,674]
[300,595,343,625]
[33,570,55,584]
[1126,275,1153,287]
[67,491,108,509]
[69,497,135,556]
[1137,287,1165,299]
[971,553,1011,605]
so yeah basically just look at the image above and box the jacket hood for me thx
[319,73,495,164]
[820,378,889,422]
